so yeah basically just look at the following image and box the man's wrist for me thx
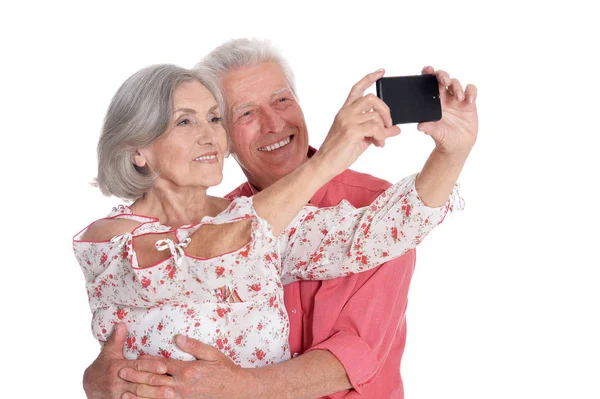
[239,367,267,399]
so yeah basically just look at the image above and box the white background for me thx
[1,0,598,398]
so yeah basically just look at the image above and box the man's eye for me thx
[242,111,251,117]
[278,98,288,103]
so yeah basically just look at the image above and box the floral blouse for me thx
[73,174,462,367]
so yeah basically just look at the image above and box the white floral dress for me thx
[73,174,462,367]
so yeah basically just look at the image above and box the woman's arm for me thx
[252,69,400,236]
[413,65,478,206]
[278,174,460,283]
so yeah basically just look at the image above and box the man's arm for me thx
[119,334,351,399]
[82,323,170,399]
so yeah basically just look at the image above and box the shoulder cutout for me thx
[80,218,143,242]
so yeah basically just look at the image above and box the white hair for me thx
[193,38,297,126]
[96,64,220,200]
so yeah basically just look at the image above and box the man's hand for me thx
[119,335,255,399]
[82,323,169,399]
[417,66,478,153]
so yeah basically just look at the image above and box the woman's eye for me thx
[210,116,222,123]
[178,118,191,126]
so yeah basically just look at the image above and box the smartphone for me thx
[376,74,442,125]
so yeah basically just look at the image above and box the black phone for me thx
[376,74,442,125]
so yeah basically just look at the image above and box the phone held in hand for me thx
[376,74,442,125]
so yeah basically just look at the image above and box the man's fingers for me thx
[132,359,168,374]
[174,334,220,361]
[102,323,127,357]
[119,367,175,387]
[343,69,385,108]
[121,383,176,399]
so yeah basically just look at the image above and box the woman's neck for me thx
[131,183,222,228]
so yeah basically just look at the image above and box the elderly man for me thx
[83,39,477,398]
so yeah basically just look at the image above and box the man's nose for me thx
[261,106,285,134]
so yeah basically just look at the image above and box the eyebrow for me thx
[174,104,219,115]
[173,108,197,115]
[231,88,291,114]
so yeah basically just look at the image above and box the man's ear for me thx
[132,150,147,168]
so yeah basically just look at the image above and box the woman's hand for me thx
[312,69,401,178]
[417,66,478,154]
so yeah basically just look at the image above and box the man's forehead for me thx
[224,63,291,102]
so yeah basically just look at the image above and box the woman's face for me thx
[136,80,228,191]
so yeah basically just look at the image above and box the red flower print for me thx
[361,255,368,265]
[249,283,261,292]
[168,266,177,279]
[157,322,163,331]
[159,349,171,359]
[265,254,272,262]
[216,308,228,318]
[116,309,128,320]
[311,253,322,263]
[288,227,297,238]
[215,266,225,277]
[126,336,136,349]
[100,253,108,264]
[141,335,148,346]
[216,338,224,349]
[239,246,250,257]
[235,335,243,345]
[391,226,398,241]
[141,276,151,288]
[255,349,265,360]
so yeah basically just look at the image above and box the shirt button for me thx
[293,352,299,358]
[291,308,297,314]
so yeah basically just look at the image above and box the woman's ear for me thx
[132,150,147,168]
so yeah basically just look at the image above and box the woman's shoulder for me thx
[75,205,159,242]
[79,217,142,242]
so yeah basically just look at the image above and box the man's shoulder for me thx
[316,169,392,207]
[224,182,253,200]
[331,168,393,191]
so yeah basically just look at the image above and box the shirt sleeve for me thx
[305,254,414,395]
[73,232,134,312]
[278,174,461,285]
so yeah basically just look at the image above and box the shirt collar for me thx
[244,146,324,204]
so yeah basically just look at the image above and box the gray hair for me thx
[193,38,297,127]
[96,64,221,200]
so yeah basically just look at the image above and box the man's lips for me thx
[257,136,292,152]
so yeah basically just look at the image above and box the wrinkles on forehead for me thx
[230,87,291,114]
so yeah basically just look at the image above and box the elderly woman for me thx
[73,64,465,366]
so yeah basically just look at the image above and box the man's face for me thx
[223,62,309,190]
